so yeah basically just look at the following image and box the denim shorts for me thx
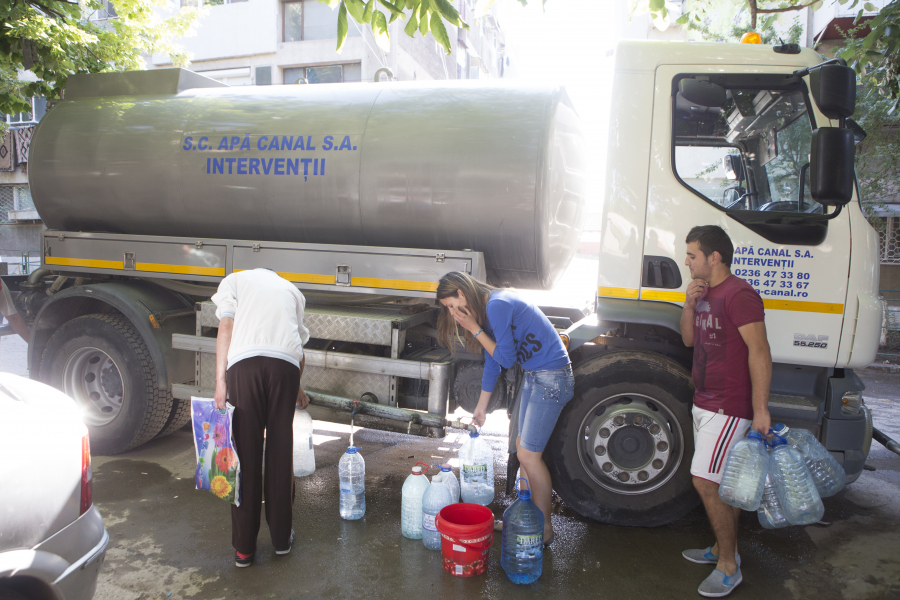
[517,365,575,453]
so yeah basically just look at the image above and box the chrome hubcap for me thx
[63,347,125,426]
[579,393,684,495]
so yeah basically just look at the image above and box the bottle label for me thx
[462,464,488,484]
[340,487,352,494]
[516,534,543,559]
[423,514,437,532]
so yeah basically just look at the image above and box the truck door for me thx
[643,66,850,367]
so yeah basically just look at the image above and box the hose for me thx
[873,427,900,456]
[46,275,67,295]
[27,268,51,284]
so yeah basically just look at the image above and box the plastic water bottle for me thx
[439,464,460,503]
[292,408,316,477]
[401,462,431,539]
[459,431,494,505]
[769,442,824,525]
[501,479,544,584]
[338,447,365,520]
[718,430,768,511]
[773,424,846,498]
[422,474,453,550]
[757,472,790,529]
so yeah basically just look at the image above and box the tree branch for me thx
[756,0,820,16]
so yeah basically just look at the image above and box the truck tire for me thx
[40,314,173,455]
[545,351,698,527]
[154,396,192,438]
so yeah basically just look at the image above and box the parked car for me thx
[0,373,108,600]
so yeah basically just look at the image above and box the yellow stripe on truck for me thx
[135,263,225,277]
[352,277,439,292]
[598,286,640,299]
[45,257,123,270]
[276,272,336,285]
[638,289,843,315]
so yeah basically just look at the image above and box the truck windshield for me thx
[673,77,823,215]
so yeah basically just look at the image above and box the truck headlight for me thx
[841,391,862,416]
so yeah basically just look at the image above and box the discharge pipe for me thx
[873,427,900,456]
[306,390,476,433]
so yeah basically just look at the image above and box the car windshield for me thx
[673,78,823,215]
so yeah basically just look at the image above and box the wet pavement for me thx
[1,336,898,599]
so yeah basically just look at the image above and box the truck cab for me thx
[549,41,879,525]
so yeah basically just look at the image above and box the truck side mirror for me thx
[810,65,856,120]
[809,127,855,206]
[723,155,744,181]
[678,79,726,108]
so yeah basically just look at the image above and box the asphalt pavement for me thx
[2,335,899,600]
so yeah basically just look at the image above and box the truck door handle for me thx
[641,255,683,289]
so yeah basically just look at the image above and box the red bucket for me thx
[435,503,494,577]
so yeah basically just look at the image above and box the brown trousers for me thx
[227,356,300,554]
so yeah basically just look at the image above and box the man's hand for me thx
[751,409,771,437]
[296,388,310,410]
[685,278,708,310]
[214,380,227,411]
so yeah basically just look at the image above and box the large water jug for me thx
[501,479,544,584]
[773,424,845,498]
[292,408,316,477]
[769,443,824,525]
[401,462,431,539]
[459,431,494,505]
[439,464,460,503]
[338,447,365,520]
[422,474,453,550]
[757,472,790,529]
[718,430,768,511]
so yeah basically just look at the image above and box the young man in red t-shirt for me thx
[679,225,772,598]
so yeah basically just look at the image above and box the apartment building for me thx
[150,0,509,84]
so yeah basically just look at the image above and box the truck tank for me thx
[29,69,587,290]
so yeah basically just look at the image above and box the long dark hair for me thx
[436,271,496,354]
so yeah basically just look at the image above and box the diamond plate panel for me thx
[198,301,220,329]
[199,353,217,389]
[302,366,390,404]
[305,312,392,345]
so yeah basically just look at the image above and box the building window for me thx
[283,63,361,84]
[255,66,272,86]
[284,0,303,42]
[881,217,900,265]
[4,97,45,125]
[0,186,14,224]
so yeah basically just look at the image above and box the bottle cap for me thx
[773,423,789,436]
[469,431,479,438]
[410,461,431,475]
[440,464,452,472]
[345,446,360,454]
[747,430,764,440]
[516,477,532,500]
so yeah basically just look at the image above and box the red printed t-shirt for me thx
[691,275,765,420]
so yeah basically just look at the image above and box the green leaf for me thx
[404,10,419,36]
[371,10,391,51]
[336,1,349,53]
[864,2,876,11]
[649,0,665,11]
[419,8,430,34]
[676,13,689,24]
[321,0,342,7]
[430,9,451,53]
[433,0,463,26]
[344,0,367,23]
[363,0,375,22]
[378,0,406,20]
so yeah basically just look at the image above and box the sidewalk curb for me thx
[859,363,900,374]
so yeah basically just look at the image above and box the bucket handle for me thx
[411,461,431,475]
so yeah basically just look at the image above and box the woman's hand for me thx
[448,305,480,334]
[472,404,487,428]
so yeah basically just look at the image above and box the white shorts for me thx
[690,406,751,484]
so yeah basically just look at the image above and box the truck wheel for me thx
[154,397,192,438]
[41,314,173,455]
[545,351,698,527]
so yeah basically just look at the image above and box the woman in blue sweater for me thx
[437,271,574,544]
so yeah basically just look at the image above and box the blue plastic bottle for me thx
[773,423,846,498]
[769,440,824,525]
[422,474,453,550]
[501,479,544,584]
[718,430,768,511]
[339,447,365,520]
